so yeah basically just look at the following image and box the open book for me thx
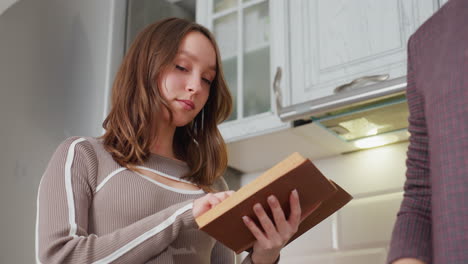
[195,152,353,253]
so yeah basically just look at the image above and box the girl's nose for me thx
[186,76,202,93]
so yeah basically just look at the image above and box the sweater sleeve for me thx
[387,35,432,264]
[210,241,236,263]
[36,137,198,264]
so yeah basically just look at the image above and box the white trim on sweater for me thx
[35,177,44,264]
[95,167,127,193]
[136,166,195,185]
[65,137,86,237]
[92,202,194,264]
[135,172,205,194]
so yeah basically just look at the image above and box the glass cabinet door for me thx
[211,0,271,122]
[197,0,290,142]
[213,11,238,121]
[242,1,270,118]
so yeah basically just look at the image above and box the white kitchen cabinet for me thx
[197,0,291,143]
[439,0,450,6]
[288,0,439,105]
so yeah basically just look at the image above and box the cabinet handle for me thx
[273,67,283,112]
[333,74,389,93]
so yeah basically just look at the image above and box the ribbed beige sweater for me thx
[35,136,253,263]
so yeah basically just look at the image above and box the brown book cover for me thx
[195,152,353,254]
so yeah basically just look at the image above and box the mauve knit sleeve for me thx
[36,137,197,264]
[387,35,432,264]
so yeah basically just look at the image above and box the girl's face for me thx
[158,31,216,127]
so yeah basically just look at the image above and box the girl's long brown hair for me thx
[101,18,232,190]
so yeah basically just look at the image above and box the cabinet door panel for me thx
[198,0,290,142]
[223,57,238,121]
[213,0,237,13]
[213,13,239,121]
[213,13,238,60]
[289,0,438,104]
[243,1,270,117]
[318,1,401,70]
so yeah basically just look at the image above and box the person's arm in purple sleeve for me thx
[387,36,431,264]
[393,258,426,264]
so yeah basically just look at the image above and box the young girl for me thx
[36,17,302,264]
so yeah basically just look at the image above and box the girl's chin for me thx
[173,118,194,128]
[160,111,195,127]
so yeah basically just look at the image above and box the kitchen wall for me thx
[0,0,124,262]
[238,142,409,263]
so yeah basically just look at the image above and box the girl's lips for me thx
[177,99,195,110]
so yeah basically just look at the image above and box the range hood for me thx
[274,69,409,149]
[310,94,409,149]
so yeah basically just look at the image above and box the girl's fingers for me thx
[243,192,305,255]
[207,193,222,207]
[253,203,279,238]
[288,189,302,228]
[267,195,288,234]
[193,191,235,218]
[242,215,267,243]
[212,192,226,201]
[193,194,217,218]
[213,190,235,201]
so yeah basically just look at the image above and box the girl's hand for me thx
[193,191,235,218]
[242,189,310,264]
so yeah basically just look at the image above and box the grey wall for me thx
[0,0,123,262]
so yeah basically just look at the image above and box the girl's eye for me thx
[175,65,187,72]
[202,78,212,85]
